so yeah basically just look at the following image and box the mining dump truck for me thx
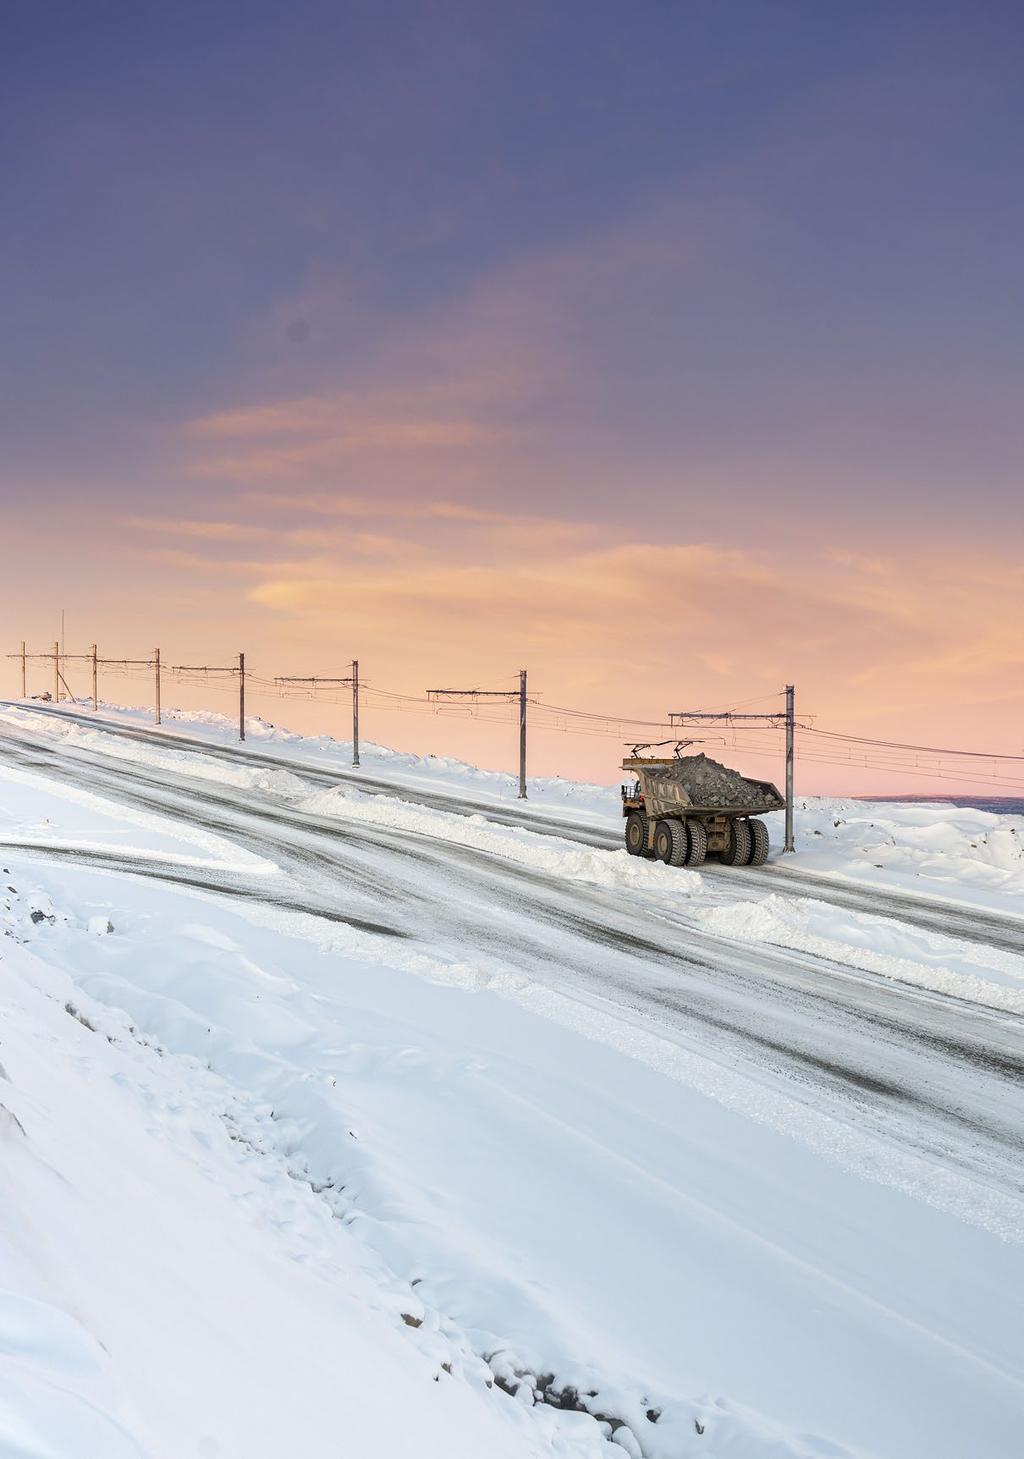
[621,745,785,868]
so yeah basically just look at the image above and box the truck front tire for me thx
[625,811,648,856]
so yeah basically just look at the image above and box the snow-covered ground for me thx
[2,698,1023,1459]
[1,939,556,1459]
[768,795,1024,912]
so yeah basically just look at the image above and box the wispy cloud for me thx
[236,536,1024,726]
[183,334,548,482]
[126,514,434,563]
[124,500,588,557]
[246,492,578,531]
[179,224,581,489]
[124,516,274,542]
[139,548,308,578]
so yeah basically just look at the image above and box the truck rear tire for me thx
[684,819,707,867]
[654,819,688,867]
[722,818,751,866]
[747,818,770,866]
[625,811,648,856]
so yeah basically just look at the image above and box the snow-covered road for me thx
[2,717,1023,1202]
[8,698,1024,956]
[2,702,1023,1459]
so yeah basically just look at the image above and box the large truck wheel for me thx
[684,819,707,867]
[654,819,688,867]
[722,818,751,866]
[747,818,770,866]
[624,811,649,856]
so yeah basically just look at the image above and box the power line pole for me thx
[91,644,98,711]
[425,676,530,798]
[170,659,243,738]
[154,648,161,726]
[352,660,360,768]
[519,668,527,799]
[52,641,59,702]
[20,641,26,698]
[785,683,795,853]
[669,689,801,856]
[273,667,360,764]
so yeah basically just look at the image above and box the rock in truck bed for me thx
[627,752,783,813]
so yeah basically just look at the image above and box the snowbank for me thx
[764,797,1024,909]
[693,892,1024,1013]
[31,699,619,817]
[300,783,704,898]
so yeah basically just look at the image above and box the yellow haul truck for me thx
[621,744,785,868]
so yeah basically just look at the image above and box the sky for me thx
[2,0,1022,790]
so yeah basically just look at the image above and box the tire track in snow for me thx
[1,722,1022,1213]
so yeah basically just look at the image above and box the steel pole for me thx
[20,641,26,698]
[53,641,59,702]
[91,644,98,711]
[238,652,245,742]
[784,683,795,853]
[518,668,527,799]
[352,659,360,767]
[154,648,161,725]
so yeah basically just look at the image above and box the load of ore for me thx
[668,752,779,811]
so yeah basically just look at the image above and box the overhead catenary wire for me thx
[9,642,1023,793]
[802,725,1024,762]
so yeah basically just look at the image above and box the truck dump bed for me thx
[621,751,784,819]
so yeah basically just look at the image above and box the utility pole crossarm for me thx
[7,652,102,660]
[274,676,354,685]
[670,711,789,723]
[670,711,808,729]
[426,688,519,698]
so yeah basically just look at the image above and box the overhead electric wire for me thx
[803,725,1024,762]
[694,689,788,714]
[13,642,1023,790]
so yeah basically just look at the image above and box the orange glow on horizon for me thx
[4,492,1021,798]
